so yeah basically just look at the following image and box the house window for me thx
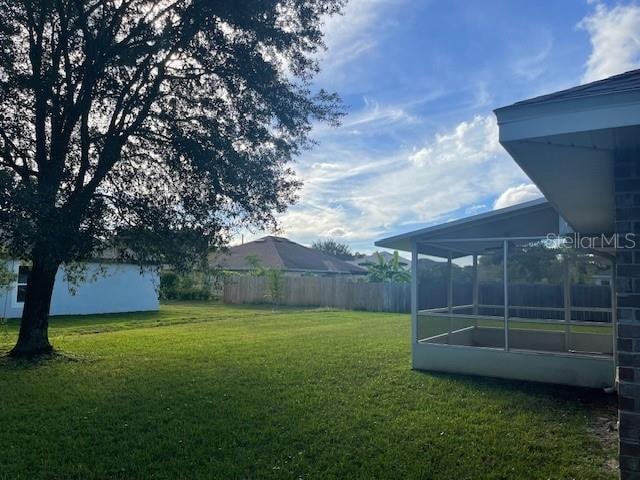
[16,265,31,303]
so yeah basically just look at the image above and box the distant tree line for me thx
[417,243,609,286]
[311,239,412,283]
[311,239,363,261]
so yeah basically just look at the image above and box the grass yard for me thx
[0,303,616,479]
[420,315,613,341]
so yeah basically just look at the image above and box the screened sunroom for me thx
[376,198,615,389]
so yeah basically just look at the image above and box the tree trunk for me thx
[9,256,59,357]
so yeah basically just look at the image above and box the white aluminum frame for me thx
[411,235,616,388]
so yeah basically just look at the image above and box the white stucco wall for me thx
[0,260,159,318]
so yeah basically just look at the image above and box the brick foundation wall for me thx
[616,155,640,479]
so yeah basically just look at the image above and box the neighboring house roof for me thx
[509,68,640,107]
[349,251,411,269]
[210,236,367,275]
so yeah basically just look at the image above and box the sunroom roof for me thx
[375,198,560,259]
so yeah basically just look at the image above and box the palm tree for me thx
[365,251,411,283]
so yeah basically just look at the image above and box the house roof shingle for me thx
[506,68,640,108]
[210,236,367,275]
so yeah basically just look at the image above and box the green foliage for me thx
[263,267,285,311]
[245,254,264,276]
[0,247,15,336]
[0,0,345,353]
[0,266,14,291]
[416,243,607,287]
[0,247,15,291]
[311,238,354,260]
[366,251,411,283]
[159,270,215,301]
[0,0,345,268]
[244,255,284,309]
[0,303,616,479]
[479,243,608,284]
[417,258,473,285]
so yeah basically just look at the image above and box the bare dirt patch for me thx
[589,411,618,473]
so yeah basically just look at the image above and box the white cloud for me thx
[465,204,488,215]
[346,97,419,129]
[351,116,520,226]
[236,2,640,252]
[315,0,404,86]
[311,97,420,139]
[408,115,500,168]
[511,30,553,81]
[493,184,542,210]
[272,114,531,245]
[579,3,640,83]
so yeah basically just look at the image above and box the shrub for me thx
[160,270,217,301]
[263,268,284,310]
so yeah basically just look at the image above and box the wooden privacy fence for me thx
[418,281,611,322]
[223,276,411,313]
[224,275,612,317]
[417,282,611,309]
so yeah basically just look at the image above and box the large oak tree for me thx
[0,0,344,356]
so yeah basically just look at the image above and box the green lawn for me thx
[0,303,616,479]
[424,315,613,336]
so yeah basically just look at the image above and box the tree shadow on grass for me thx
[418,369,616,409]
[0,349,97,369]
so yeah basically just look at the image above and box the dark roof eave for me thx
[375,198,549,249]
[494,68,640,112]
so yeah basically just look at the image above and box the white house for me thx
[1,259,159,318]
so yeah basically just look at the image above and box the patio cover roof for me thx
[375,198,560,259]
[494,68,640,235]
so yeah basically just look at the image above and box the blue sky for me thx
[243,0,640,253]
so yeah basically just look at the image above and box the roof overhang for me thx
[375,199,560,258]
[495,88,640,235]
